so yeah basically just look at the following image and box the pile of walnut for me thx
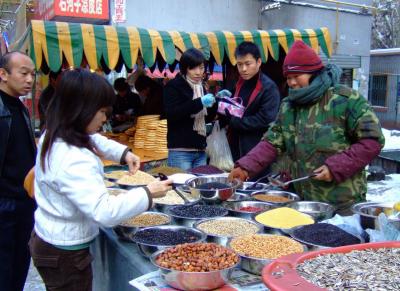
[155,242,239,272]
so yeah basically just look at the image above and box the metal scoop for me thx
[268,174,317,188]
[242,173,280,191]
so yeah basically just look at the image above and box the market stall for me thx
[16,20,332,73]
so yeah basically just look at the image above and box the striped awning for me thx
[27,20,332,72]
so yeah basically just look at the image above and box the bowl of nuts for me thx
[150,242,240,291]
[193,216,262,246]
[131,225,206,257]
[112,211,171,241]
[228,234,306,275]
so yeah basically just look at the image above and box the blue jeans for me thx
[167,151,207,171]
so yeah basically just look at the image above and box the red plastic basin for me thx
[262,241,400,291]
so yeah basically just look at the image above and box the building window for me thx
[368,75,387,107]
[340,68,353,88]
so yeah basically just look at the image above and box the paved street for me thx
[24,261,45,291]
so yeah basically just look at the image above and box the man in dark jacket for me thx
[0,51,37,291]
[221,42,280,165]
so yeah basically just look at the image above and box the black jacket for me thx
[229,73,280,161]
[0,90,36,198]
[164,74,216,150]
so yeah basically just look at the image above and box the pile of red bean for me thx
[155,243,239,272]
[238,206,264,212]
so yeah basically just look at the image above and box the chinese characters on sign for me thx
[58,0,102,15]
[113,0,126,23]
[55,0,109,19]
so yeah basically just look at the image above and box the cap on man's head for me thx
[283,40,324,77]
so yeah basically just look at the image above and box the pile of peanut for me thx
[155,243,239,272]
[230,234,304,259]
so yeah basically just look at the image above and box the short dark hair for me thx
[49,70,60,81]
[40,68,115,171]
[179,48,205,75]
[0,51,29,73]
[113,77,130,91]
[135,75,153,92]
[234,41,261,60]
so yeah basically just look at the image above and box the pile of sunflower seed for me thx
[297,248,400,290]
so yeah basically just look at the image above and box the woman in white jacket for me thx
[29,69,172,291]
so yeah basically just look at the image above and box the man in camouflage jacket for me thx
[229,41,384,211]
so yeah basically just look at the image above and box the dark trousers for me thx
[29,231,93,291]
[0,197,36,291]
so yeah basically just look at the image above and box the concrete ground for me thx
[24,260,45,291]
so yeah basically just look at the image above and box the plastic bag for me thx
[366,213,400,242]
[206,121,234,172]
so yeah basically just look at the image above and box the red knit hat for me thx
[283,40,324,77]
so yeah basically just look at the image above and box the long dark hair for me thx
[40,68,115,171]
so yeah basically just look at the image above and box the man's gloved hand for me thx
[216,89,232,98]
[201,93,216,108]
[229,167,249,182]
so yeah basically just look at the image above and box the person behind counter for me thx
[135,75,165,118]
[164,48,217,170]
[30,69,172,291]
[229,40,384,213]
[112,77,142,126]
[218,41,280,167]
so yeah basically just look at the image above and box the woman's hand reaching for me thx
[147,179,173,198]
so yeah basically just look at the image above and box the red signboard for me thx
[55,0,109,20]
[34,0,109,22]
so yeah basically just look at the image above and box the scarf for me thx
[184,75,207,136]
[288,64,342,105]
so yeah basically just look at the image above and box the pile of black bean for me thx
[293,223,360,247]
[133,228,200,245]
[195,182,229,190]
[169,204,227,218]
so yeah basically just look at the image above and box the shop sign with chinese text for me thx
[34,0,109,23]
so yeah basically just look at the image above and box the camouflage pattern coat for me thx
[264,85,384,209]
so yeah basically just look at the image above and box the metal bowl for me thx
[112,211,171,241]
[204,192,249,205]
[131,225,206,257]
[222,201,276,219]
[153,187,201,212]
[235,182,271,195]
[352,201,400,230]
[288,201,336,221]
[150,247,240,291]
[285,225,365,251]
[185,175,241,202]
[226,192,249,202]
[166,205,228,227]
[250,190,300,206]
[193,216,262,246]
[228,234,307,275]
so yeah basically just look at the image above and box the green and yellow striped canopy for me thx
[26,20,332,72]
